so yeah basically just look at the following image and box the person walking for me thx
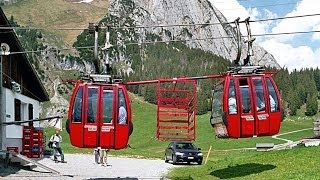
[94,147,109,166]
[100,148,109,166]
[50,129,66,163]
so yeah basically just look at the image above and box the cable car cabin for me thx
[66,81,132,150]
[210,66,283,138]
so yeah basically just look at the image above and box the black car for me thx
[164,141,203,165]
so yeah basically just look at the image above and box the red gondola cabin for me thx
[210,66,283,138]
[67,81,132,150]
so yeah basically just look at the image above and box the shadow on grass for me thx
[168,176,194,180]
[88,178,138,180]
[210,163,276,179]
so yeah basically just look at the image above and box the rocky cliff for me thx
[108,0,280,68]
[0,0,17,5]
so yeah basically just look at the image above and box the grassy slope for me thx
[167,146,320,180]
[2,0,108,46]
[168,113,319,179]
[43,88,318,179]
[46,93,317,157]
[5,2,320,178]
[48,95,319,179]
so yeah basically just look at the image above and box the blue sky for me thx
[209,0,320,71]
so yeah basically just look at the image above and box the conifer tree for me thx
[145,84,157,104]
[196,90,208,115]
[287,89,299,116]
[305,92,318,116]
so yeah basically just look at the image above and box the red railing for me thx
[156,79,196,141]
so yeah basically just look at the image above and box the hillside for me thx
[47,93,319,179]
[2,0,109,46]
[3,0,319,118]
[54,93,315,157]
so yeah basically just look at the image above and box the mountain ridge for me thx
[107,0,280,68]
[2,0,282,116]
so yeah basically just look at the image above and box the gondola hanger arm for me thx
[124,74,224,86]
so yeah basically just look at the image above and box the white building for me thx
[0,7,49,153]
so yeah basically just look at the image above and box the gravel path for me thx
[2,154,175,180]
[271,128,312,143]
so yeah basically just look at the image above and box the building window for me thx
[266,78,280,112]
[239,78,252,113]
[118,89,127,125]
[28,104,33,119]
[211,83,224,118]
[103,89,113,124]
[228,80,237,114]
[72,86,83,122]
[28,104,33,126]
[253,78,266,112]
[87,87,98,123]
[14,99,21,121]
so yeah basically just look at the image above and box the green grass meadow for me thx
[167,146,320,180]
[44,95,320,179]
[2,0,108,46]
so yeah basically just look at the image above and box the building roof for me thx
[0,7,49,102]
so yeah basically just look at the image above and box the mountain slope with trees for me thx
[3,1,319,117]
[274,68,320,116]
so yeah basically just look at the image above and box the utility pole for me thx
[101,26,112,75]
[243,17,255,66]
[89,23,101,74]
[0,49,2,150]
[233,17,241,66]
[0,43,10,150]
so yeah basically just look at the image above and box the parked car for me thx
[164,141,203,165]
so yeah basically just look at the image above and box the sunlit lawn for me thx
[42,93,320,179]
[44,94,318,159]
[167,146,320,180]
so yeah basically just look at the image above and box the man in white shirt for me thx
[118,99,127,124]
[50,129,66,163]
[228,90,237,114]
[269,95,276,112]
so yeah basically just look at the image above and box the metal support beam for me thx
[233,17,241,66]
[102,26,113,75]
[243,17,256,66]
[89,23,101,74]
[0,54,2,150]
[94,24,100,74]
[0,43,10,150]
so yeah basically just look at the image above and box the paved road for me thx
[272,128,312,143]
[1,154,175,180]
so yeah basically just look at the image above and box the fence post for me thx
[205,146,212,165]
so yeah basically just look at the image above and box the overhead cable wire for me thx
[109,22,226,29]
[121,30,320,46]
[220,2,298,11]
[252,30,320,37]
[7,30,320,55]
[250,13,320,23]
[212,0,248,3]
[0,26,88,31]
[1,13,320,30]
[123,35,232,46]
[9,45,95,55]
[2,72,44,102]
[109,13,320,29]
[98,1,297,16]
